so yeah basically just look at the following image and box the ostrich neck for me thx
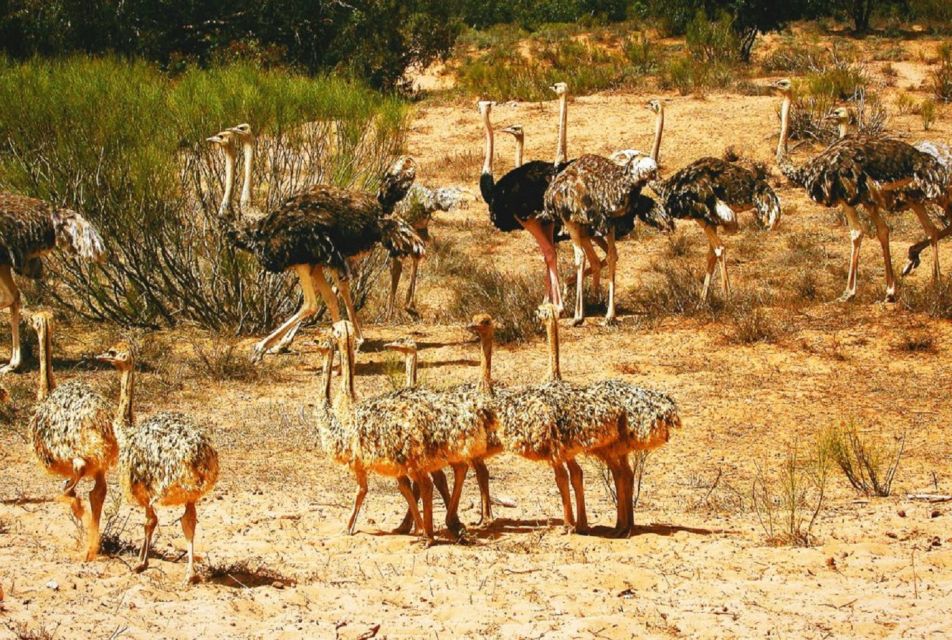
[36,326,54,401]
[481,109,494,177]
[478,334,493,395]
[336,337,357,417]
[320,353,333,406]
[777,96,791,162]
[555,93,568,166]
[115,366,135,433]
[405,353,418,388]
[651,107,664,163]
[220,148,236,217]
[240,140,254,209]
[545,318,561,382]
[838,122,849,139]
[514,137,524,168]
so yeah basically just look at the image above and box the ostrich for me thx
[544,140,672,325]
[0,194,106,373]
[825,107,952,281]
[478,82,569,310]
[499,125,525,168]
[388,185,467,319]
[649,156,781,301]
[383,338,454,535]
[498,305,625,533]
[325,319,498,542]
[29,311,116,561]
[207,128,422,360]
[609,99,666,167]
[96,343,219,584]
[774,79,949,301]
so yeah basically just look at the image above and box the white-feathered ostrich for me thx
[96,342,219,584]
[29,310,116,560]
[388,184,467,318]
[649,156,781,301]
[825,108,952,281]
[479,82,569,310]
[774,79,949,301]
[544,129,672,325]
[206,129,422,360]
[0,194,106,373]
[609,99,666,167]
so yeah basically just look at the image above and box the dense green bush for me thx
[0,57,407,330]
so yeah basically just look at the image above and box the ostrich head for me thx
[550,82,568,96]
[771,78,793,96]
[228,123,253,139]
[646,99,662,113]
[96,342,134,370]
[477,100,494,116]
[623,152,659,184]
[206,130,237,149]
[500,125,524,140]
[30,309,53,335]
[52,208,107,263]
[465,313,494,340]
[825,106,852,124]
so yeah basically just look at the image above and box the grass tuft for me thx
[819,422,905,497]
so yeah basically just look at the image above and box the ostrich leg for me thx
[701,223,730,300]
[839,205,864,302]
[387,258,403,320]
[603,231,619,325]
[522,219,562,311]
[868,206,897,302]
[0,266,22,374]
[910,204,942,284]
[251,264,323,362]
[331,273,363,345]
[404,255,421,315]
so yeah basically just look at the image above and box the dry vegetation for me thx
[0,21,951,640]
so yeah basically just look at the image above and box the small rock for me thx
[931,536,941,547]
[931,510,941,518]
[273,581,285,589]
[885,531,898,539]
[898,510,906,518]
[45,580,58,591]
[825,557,837,569]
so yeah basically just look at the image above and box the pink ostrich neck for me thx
[651,103,664,163]
[36,322,55,401]
[481,106,494,176]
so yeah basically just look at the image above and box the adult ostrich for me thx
[774,79,948,302]
[478,81,569,310]
[544,140,671,326]
[206,129,422,360]
[0,194,106,373]
[649,157,780,301]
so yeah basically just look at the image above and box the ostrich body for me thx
[650,156,780,300]
[478,83,569,310]
[325,320,498,543]
[544,148,671,326]
[0,194,106,373]
[902,139,952,276]
[97,343,219,584]
[388,185,467,318]
[208,128,422,360]
[498,305,624,533]
[586,381,680,537]
[29,311,116,560]
[774,79,948,301]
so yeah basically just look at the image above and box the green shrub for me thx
[624,31,662,75]
[819,422,905,497]
[0,57,408,331]
[685,10,739,64]
[660,55,738,95]
[932,44,952,102]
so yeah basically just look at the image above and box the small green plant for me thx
[685,11,739,64]
[624,32,661,75]
[751,441,831,547]
[819,422,905,497]
[895,91,916,115]
[932,44,952,102]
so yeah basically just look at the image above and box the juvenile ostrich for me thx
[478,82,569,310]
[388,185,467,318]
[29,311,116,560]
[207,128,422,360]
[383,338,454,534]
[544,134,672,325]
[97,343,219,584]
[498,305,624,533]
[0,194,106,373]
[649,156,781,301]
[325,320,497,542]
[774,78,948,301]
[825,107,952,280]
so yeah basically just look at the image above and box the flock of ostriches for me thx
[1,78,950,584]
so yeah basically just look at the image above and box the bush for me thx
[659,55,738,95]
[0,57,408,331]
[932,44,952,102]
[624,31,662,75]
[919,98,937,130]
[686,10,739,64]
[819,422,905,497]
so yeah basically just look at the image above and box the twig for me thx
[906,494,952,503]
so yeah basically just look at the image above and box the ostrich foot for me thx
[837,290,856,303]
[0,362,21,375]
[249,343,267,364]
[902,254,921,277]
[134,561,149,574]
[603,315,617,327]
[571,316,585,328]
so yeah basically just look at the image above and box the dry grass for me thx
[188,338,261,383]
[902,275,952,319]
[4,622,55,640]
[893,329,938,354]
[819,422,906,497]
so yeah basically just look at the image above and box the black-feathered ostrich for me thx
[0,194,106,373]
[478,82,570,310]
[774,79,949,302]
[825,107,952,282]
[543,127,671,325]
[206,129,422,361]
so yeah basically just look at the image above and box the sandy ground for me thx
[1,33,952,640]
